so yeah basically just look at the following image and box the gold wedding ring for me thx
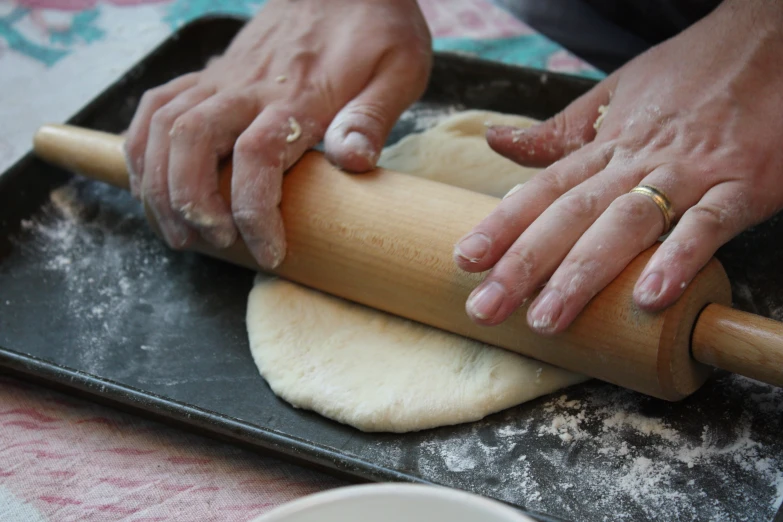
[630,185,674,234]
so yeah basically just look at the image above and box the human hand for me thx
[455,0,783,334]
[124,0,431,268]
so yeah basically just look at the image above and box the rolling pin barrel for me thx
[33,124,783,400]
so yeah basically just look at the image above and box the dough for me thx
[378,110,541,197]
[246,110,587,433]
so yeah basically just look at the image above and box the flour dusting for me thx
[396,102,464,133]
[373,377,783,522]
[9,180,203,377]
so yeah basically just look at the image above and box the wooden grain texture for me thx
[33,125,129,190]
[32,124,783,400]
[693,305,783,387]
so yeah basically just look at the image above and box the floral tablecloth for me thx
[0,1,598,520]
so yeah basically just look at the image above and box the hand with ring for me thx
[454,0,783,334]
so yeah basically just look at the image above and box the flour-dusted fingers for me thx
[167,91,262,249]
[454,143,613,276]
[465,163,647,326]
[141,87,214,249]
[124,73,200,197]
[324,47,431,173]
[634,182,757,312]
[525,167,706,334]
[232,105,324,269]
[485,74,616,168]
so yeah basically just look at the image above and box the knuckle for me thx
[339,101,389,132]
[143,187,169,211]
[174,198,223,229]
[398,39,432,70]
[168,188,190,211]
[595,142,616,165]
[142,169,168,202]
[235,127,282,158]
[150,104,182,129]
[169,110,210,142]
[231,205,265,237]
[234,134,264,158]
[688,203,730,230]
[535,168,571,197]
[556,191,599,221]
[505,248,538,287]
[138,87,169,112]
[611,194,656,226]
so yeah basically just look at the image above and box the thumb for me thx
[324,52,430,173]
[487,74,617,168]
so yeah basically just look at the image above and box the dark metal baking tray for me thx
[1,15,782,522]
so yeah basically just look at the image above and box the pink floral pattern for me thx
[0,377,346,521]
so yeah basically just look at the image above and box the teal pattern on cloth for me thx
[164,0,264,28]
[434,35,605,80]
[0,7,68,67]
[1,0,603,81]
[0,6,104,66]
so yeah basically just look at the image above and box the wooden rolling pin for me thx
[33,124,783,401]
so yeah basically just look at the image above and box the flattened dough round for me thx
[247,278,587,433]
[246,110,587,433]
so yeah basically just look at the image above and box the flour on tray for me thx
[371,378,783,522]
[13,181,193,376]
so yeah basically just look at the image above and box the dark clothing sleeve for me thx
[493,0,722,73]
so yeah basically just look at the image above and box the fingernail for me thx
[635,272,663,306]
[528,288,564,332]
[156,215,190,249]
[266,243,285,269]
[455,233,491,264]
[178,203,236,249]
[503,183,524,200]
[203,226,237,249]
[250,240,285,270]
[467,281,506,320]
[342,131,378,164]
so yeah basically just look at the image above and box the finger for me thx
[324,50,430,173]
[454,142,613,275]
[142,86,214,249]
[232,105,323,269]
[466,161,647,327]
[633,182,753,311]
[167,91,261,249]
[486,73,617,168]
[526,165,706,334]
[124,73,200,197]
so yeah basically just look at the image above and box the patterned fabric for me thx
[0,1,598,519]
[0,377,347,521]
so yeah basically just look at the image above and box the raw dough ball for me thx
[378,110,540,198]
[247,277,587,433]
[246,110,587,433]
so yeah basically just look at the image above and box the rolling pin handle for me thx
[692,304,783,387]
[33,124,130,190]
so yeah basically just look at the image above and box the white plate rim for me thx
[251,483,535,522]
